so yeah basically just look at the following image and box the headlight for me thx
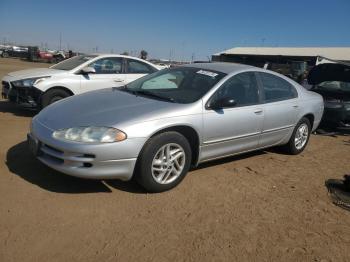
[12,76,50,88]
[52,127,127,143]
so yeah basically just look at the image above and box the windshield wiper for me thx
[132,90,176,103]
[113,85,132,93]
[114,86,176,102]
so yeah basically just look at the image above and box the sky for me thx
[0,0,349,61]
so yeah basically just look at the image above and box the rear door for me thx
[124,58,157,84]
[257,72,299,147]
[80,57,126,93]
[201,72,264,161]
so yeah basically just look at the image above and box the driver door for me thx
[80,57,126,93]
[201,72,264,161]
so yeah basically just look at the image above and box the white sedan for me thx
[1,54,159,108]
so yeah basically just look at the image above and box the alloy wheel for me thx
[294,123,309,150]
[151,143,186,184]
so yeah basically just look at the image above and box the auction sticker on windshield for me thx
[196,70,218,78]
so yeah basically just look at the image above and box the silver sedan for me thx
[28,63,324,192]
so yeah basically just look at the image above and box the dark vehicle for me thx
[1,46,29,58]
[308,61,350,129]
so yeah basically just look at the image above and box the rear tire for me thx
[284,117,311,155]
[41,89,70,108]
[135,132,192,193]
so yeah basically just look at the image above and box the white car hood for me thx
[7,68,66,80]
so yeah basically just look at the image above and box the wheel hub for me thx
[294,123,309,150]
[151,143,186,185]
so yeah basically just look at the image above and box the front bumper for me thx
[2,80,42,107]
[29,119,147,180]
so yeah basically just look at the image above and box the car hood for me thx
[36,88,190,130]
[7,68,65,80]
[308,63,350,85]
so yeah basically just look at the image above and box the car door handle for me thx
[254,109,263,114]
[293,105,299,108]
[114,79,124,82]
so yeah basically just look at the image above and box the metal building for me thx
[212,47,350,81]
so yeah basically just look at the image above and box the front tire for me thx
[41,89,70,108]
[285,117,311,155]
[136,132,192,193]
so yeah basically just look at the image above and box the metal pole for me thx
[59,32,62,51]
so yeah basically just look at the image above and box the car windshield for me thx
[51,55,97,70]
[316,81,350,93]
[122,67,226,103]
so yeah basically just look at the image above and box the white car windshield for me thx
[51,55,97,70]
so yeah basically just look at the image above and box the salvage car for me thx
[1,45,29,58]
[28,63,324,192]
[307,60,350,129]
[1,54,159,108]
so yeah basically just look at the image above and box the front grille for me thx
[11,85,42,106]
[39,142,95,168]
[44,144,63,154]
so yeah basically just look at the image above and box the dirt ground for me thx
[0,58,349,262]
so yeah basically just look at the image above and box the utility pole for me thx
[169,49,173,62]
[181,41,185,63]
[59,32,62,51]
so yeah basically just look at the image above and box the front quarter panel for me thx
[33,72,80,94]
[120,102,203,143]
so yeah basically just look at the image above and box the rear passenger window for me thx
[259,72,298,102]
[127,59,156,74]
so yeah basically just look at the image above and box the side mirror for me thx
[81,66,96,74]
[208,97,236,110]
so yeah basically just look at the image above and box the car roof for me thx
[85,53,146,60]
[86,53,158,67]
[183,62,256,74]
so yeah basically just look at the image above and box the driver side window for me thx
[212,72,260,107]
[89,57,122,74]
